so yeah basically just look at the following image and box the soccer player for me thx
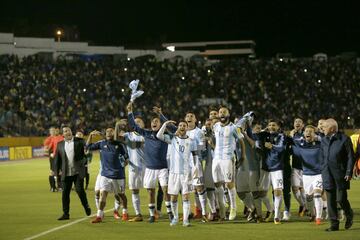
[289,118,307,218]
[127,102,172,223]
[157,119,197,227]
[87,128,129,223]
[294,125,323,225]
[212,107,245,221]
[155,108,208,221]
[260,119,286,224]
[118,117,146,222]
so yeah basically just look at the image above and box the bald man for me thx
[320,118,355,232]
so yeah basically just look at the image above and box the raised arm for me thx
[156,120,175,144]
[127,102,151,137]
[153,106,177,133]
[86,130,102,150]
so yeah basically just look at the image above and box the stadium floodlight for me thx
[83,88,87,92]
[348,116,351,120]
[124,68,128,71]
[121,89,125,92]
[304,68,307,73]
[181,76,185,80]
[166,46,175,52]
[279,58,283,61]
[318,79,321,83]
[127,57,131,61]
[56,29,63,42]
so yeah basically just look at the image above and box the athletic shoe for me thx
[57,214,69,220]
[122,213,129,221]
[247,210,257,222]
[345,209,354,230]
[85,207,91,216]
[113,210,121,219]
[274,218,281,225]
[201,215,209,223]
[315,218,322,225]
[148,216,155,223]
[128,214,143,222]
[264,211,273,222]
[282,211,290,221]
[170,218,178,226]
[183,220,190,227]
[91,216,102,223]
[193,207,202,219]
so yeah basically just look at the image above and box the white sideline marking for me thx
[24,209,113,240]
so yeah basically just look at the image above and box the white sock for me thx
[215,186,225,218]
[132,193,141,215]
[261,196,273,212]
[198,191,207,215]
[122,208,128,214]
[95,195,100,210]
[228,187,237,209]
[301,190,306,207]
[114,199,120,211]
[171,201,178,220]
[274,195,283,219]
[97,209,104,218]
[323,199,327,209]
[293,190,304,206]
[243,192,255,210]
[314,194,323,219]
[183,200,190,222]
[165,201,172,214]
[149,203,155,216]
[224,188,230,204]
[207,190,217,213]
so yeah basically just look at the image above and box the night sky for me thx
[0,0,359,56]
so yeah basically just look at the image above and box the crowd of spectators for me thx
[0,54,359,137]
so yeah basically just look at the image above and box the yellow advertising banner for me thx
[9,146,33,160]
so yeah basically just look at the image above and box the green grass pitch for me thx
[0,152,359,240]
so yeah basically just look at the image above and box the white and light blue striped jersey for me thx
[164,135,197,174]
[213,122,244,161]
[123,132,145,172]
[187,127,205,151]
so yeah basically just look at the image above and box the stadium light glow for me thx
[83,88,86,92]
[207,69,211,73]
[304,69,307,72]
[121,88,125,92]
[318,79,321,83]
[181,76,185,80]
[127,57,131,61]
[348,116,351,120]
[124,68,128,71]
[166,46,175,52]
[279,58,283,61]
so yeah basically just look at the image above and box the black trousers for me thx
[325,188,352,226]
[283,167,292,212]
[62,175,89,215]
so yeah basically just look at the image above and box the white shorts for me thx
[270,170,283,190]
[95,174,101,191]
[236,168,250,192]
[204,160,215,189]
[168,172,192,195]
[212,159,235,183]
[128,168,145,190]
[303,174,323,195]
[143,168,169,189]
[100,176,125,194]
[291,168,303,188]
[192,160,204,186]
[258,170,270,191]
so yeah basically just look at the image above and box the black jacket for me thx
[320,132,355,190]
[55,137,86,181]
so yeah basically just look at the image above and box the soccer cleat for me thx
[274,218,281,225]
[128,214,143,222]
[113,210,121,219]
[148,216,156,223]
[256,216,263,223]
[91,216,102,223]
[183,220,190,227]
[264,211,273,222]
[122,213,129,221]
[193,207,202,219]
[170,218,178,226]
[282,211,290,221]
[57,214,69,220]
[309,215,315,222]
[247,210,257,222]
[228,208,237,221]
[201,215,209,223]
[315,218,322,225]
[85,207,91,216]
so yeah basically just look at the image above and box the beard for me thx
[220,116,229,123]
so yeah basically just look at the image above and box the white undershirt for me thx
[64,137,75,176]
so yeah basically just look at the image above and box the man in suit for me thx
[55,125,91,220]
[320,118,355,231]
